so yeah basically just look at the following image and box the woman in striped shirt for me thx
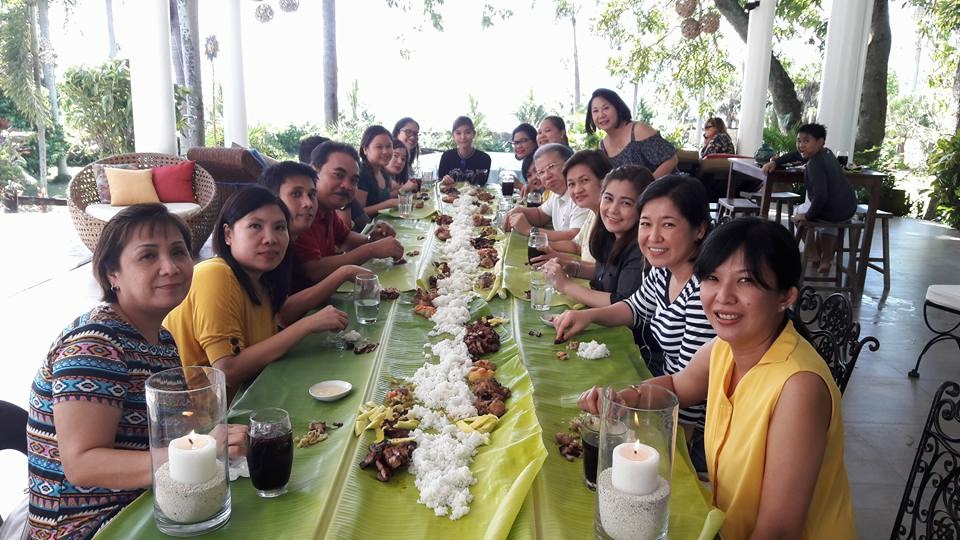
[553,175,714,467]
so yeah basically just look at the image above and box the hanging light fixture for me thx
[278,0,299,13]
[255,3,274,23]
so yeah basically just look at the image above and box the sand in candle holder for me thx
[155,461,228,524]
[597,467,670,540]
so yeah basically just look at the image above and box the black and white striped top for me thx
[622,266,715,427]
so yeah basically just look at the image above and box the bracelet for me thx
[573,260,581,278]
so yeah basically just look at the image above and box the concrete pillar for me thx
[737,0,777,157]
[128,0,177,154]
[222,0,248,147]
[817,0,874,157]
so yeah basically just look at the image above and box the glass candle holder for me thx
[595,384,678,540]
[146,366,231,536]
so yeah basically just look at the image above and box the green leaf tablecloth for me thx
[97,192,722,540]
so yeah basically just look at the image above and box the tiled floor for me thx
[1,215,959,538]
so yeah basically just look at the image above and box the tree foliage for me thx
[0,0,49,128]
[514,90,547,126]
[59,59,134,156]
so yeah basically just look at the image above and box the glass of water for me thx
[530,270,553,311]
[354,274,380,324]
[398,191,414,218]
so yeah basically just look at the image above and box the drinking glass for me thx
[398,191,414,218]
[526,191,543,208]
[528,230,548,263]
[247,408,293,498]
[530,270,553,311]
[837,151,849,167]
[581,413,628,491]
[354,274,381,325]
[501,178,515,197]
[595,384,678,540]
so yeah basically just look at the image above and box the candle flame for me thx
[633,440,641,453]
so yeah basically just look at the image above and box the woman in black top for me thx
[357,125,399,217]
[542,165,653,307]
[437,116,492,185]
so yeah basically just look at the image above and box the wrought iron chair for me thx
[909,285,960,378]
[891,380,960,539]
[795,286,879,394]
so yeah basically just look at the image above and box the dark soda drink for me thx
[582,433,599,490]
[526,201,541,208]
[501,182,515,197]
[528,246,542,262]
[248,432,293,492]
[837,155,848,167]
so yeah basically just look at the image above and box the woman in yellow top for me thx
[165,187,349,397]
[579,217,856,539]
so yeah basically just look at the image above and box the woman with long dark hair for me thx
[541,164,652,307]
[165,187,348,395]
[700,116,736,158]
[392,117,420,173]
[537,115,570,146]
[357,125,399,217]
[437,116,492,185]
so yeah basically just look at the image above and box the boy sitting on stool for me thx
[762,123,858,273]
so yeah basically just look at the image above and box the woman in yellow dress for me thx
[579,217,856,539]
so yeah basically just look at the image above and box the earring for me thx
[111,284,120,293]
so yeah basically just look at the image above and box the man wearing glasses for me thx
[504,143,590,248]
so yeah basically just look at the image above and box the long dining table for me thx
[97,184,723,539]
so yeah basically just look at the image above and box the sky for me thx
[45,0,931,136]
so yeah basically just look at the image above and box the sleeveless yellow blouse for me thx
[705,321,856,539]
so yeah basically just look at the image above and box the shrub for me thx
[59,59,134,157]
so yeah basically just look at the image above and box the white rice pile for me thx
[577,340,611,359]
[410,423,488,519]
[403,186,502,519]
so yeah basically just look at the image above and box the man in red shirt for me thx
[293,141,403,282]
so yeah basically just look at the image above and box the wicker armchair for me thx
[67,153,219,256]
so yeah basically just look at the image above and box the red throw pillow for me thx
[152,161,196,203]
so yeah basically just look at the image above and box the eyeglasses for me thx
[511,137,532,146]
[399,128,419,138]
[536,162,561,179]
[704,124,715,130]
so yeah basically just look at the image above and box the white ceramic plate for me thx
[308,380,353,402]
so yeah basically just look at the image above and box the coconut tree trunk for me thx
[322,0,338,126]
[854,0,891,163]
[571,9,580,111]
[177,0,203,148]
[105,0,118,58]
[713,0,803,129]
[36,0,67,178]
[27,1,46,196]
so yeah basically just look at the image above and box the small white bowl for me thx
[308,380,353,402]
[540,314,558,327]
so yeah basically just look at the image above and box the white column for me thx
[222,0,248,147]
[817,0,874,156]
[737,0,777,156]
[128,0,176,154]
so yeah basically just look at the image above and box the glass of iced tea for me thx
[247,408,293,498]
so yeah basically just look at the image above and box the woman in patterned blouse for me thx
[699,117,736,158]
[26,205,247,540]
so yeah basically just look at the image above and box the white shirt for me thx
[540,191,591,231]
[575,211,597,264]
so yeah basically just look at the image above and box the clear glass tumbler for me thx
[247,408,294,498]
[354,274,381,325]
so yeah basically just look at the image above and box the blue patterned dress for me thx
[26,304,182,539]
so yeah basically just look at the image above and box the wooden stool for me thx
[771,192,803,233]
[908,285,960,378]
[855,204,891,291]
[716,197,759,221]
[799,220,865,298]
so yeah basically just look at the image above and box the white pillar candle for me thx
[168,431,217,485]
[612,441,659,496]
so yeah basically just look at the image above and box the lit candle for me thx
[168,431,217,485]
[612,440,660,496]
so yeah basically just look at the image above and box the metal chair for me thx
[795,286,879,393]
[909,285,960,378]
[891,380,960,539]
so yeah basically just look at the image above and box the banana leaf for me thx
[97,294,548,540]
[337,218,436,293]
[379,190,438,220]
[501,232,585,309]
[503,298,724,540]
